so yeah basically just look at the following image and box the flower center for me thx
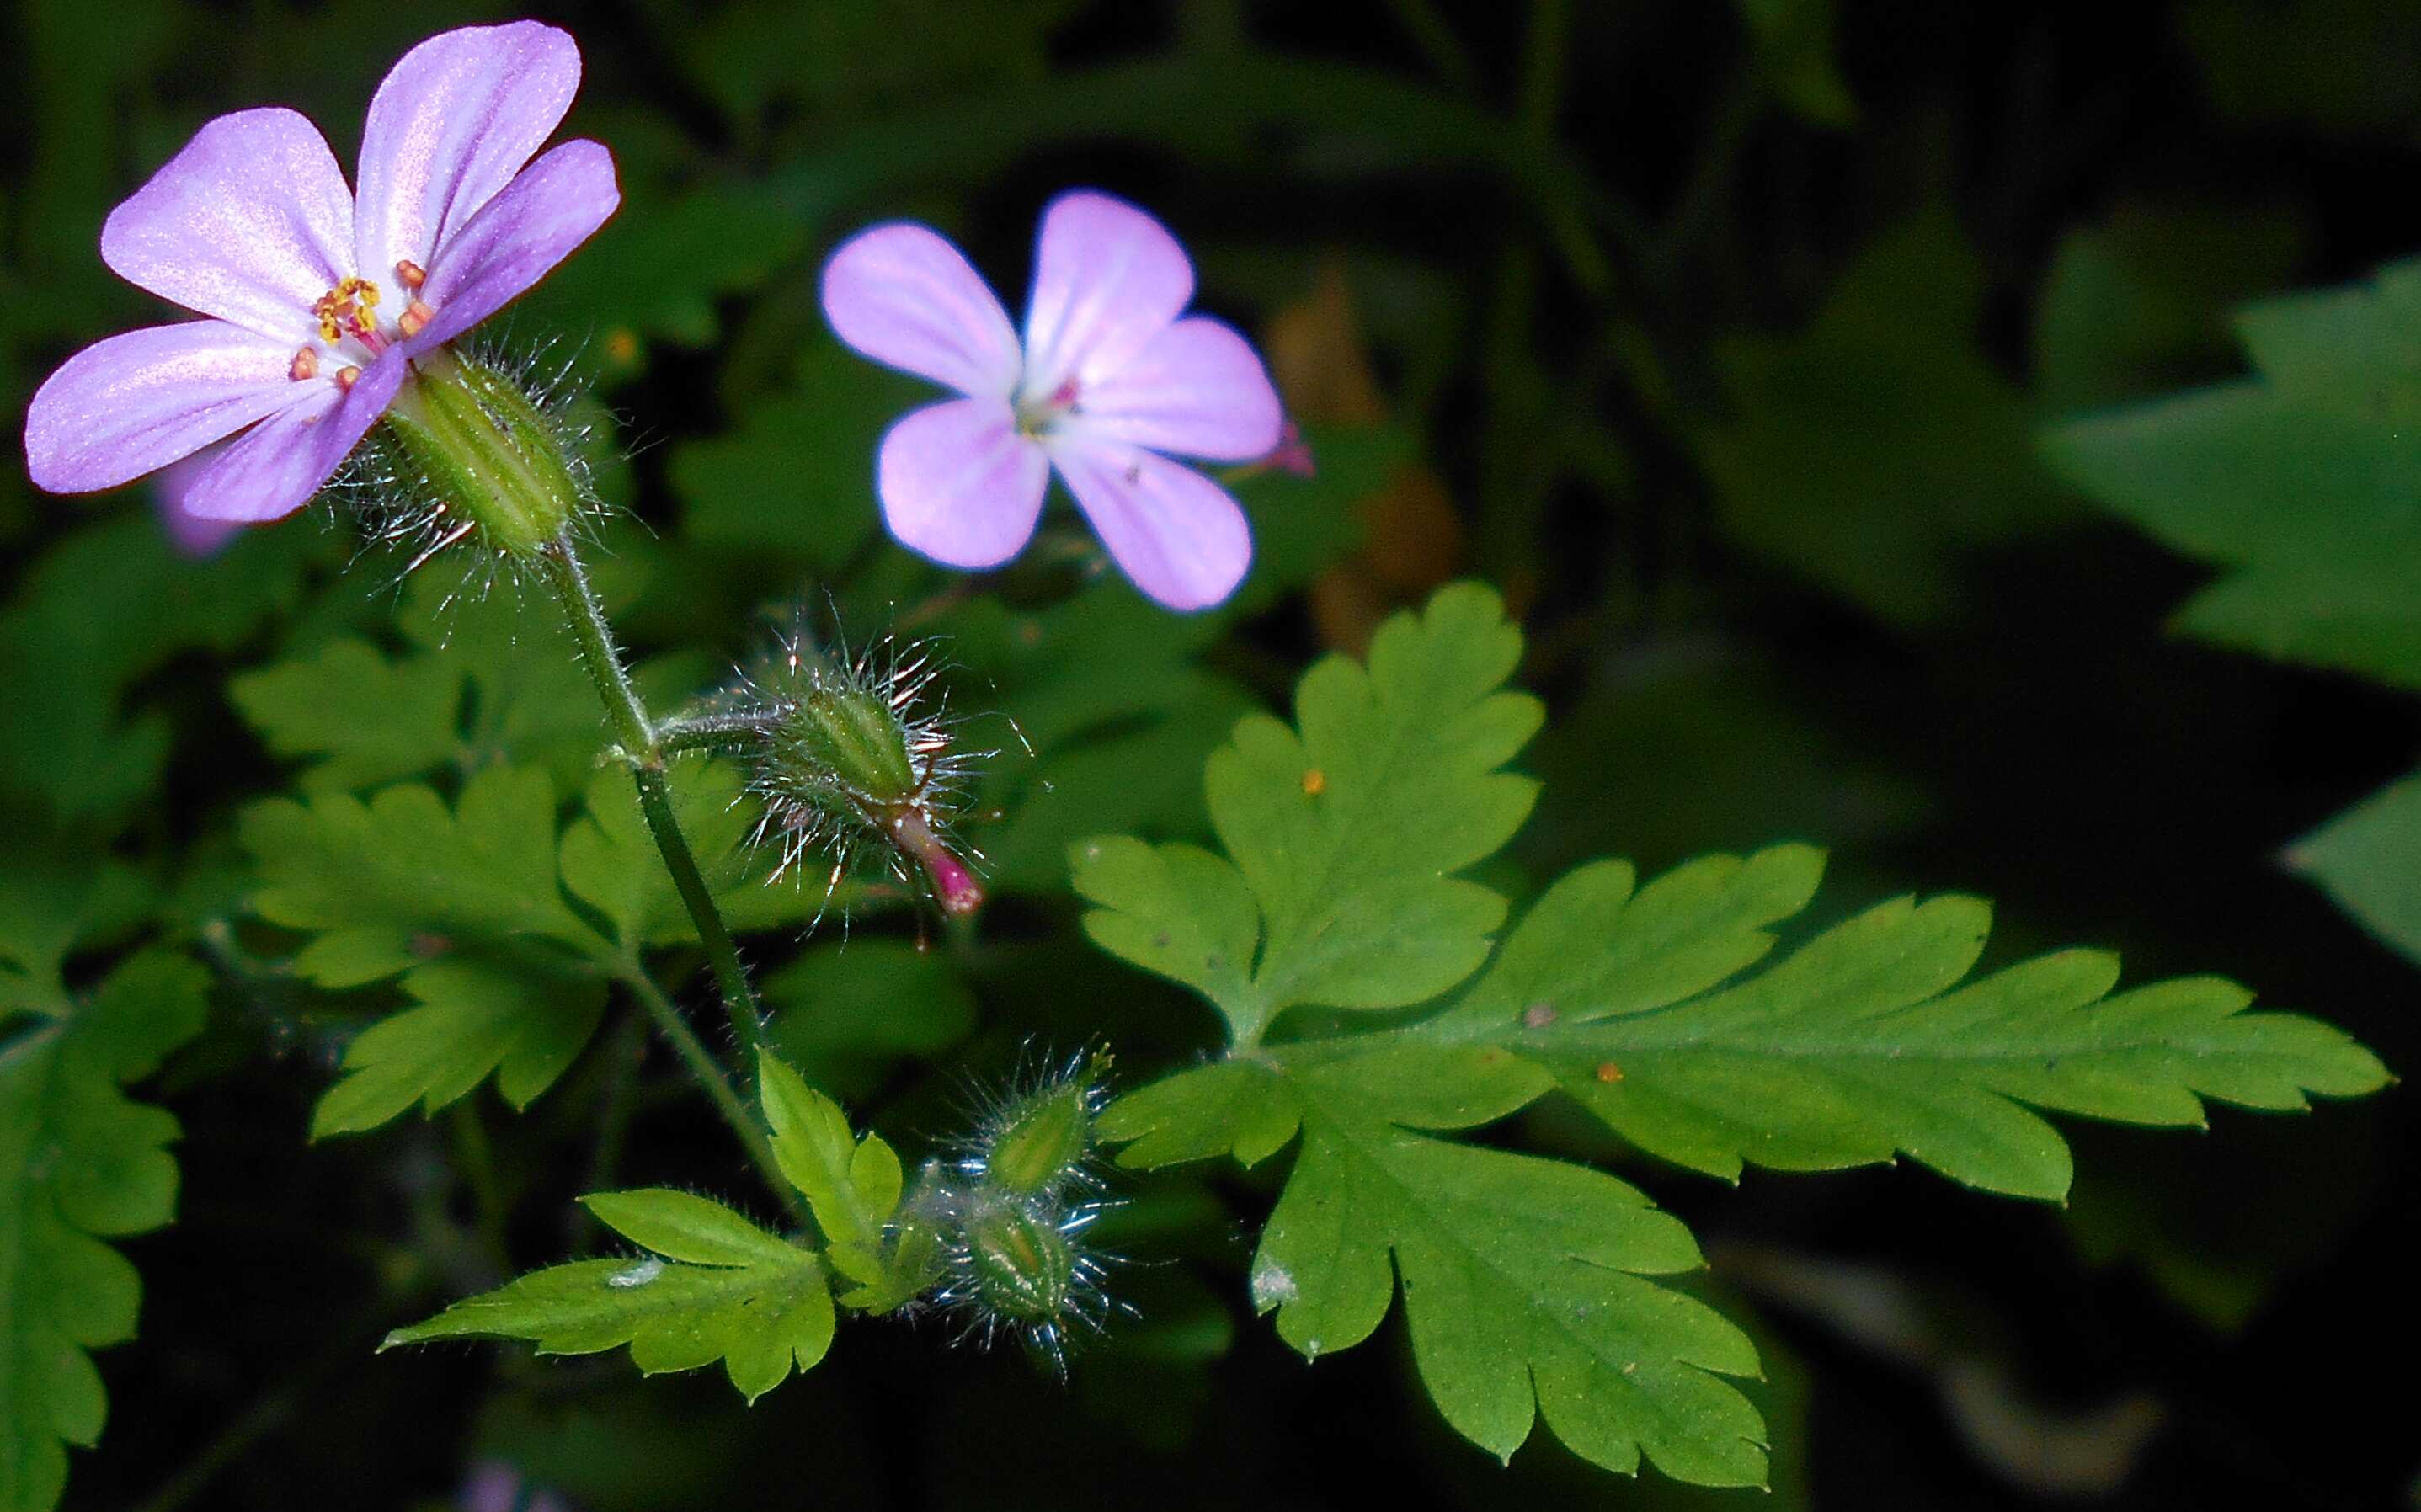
[295,264,440,385]
[312,275,383,346]
[1014,375,1081,437]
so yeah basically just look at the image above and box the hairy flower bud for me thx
[728,626,989,918]
[376,349,587,559]
[901,1050,1127,1373]
[963,1195,1078,1325]
[970,1051,1106,1201]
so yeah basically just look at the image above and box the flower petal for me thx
[405,139,620,353]
[1066,316,1283,461]
[1021,191,1194,404]
[1048,437,1251,611]
[354,20,583,287]
[877,398,1048,569]
[156,444,247,557]
[100,108,353,343]
[822,224,1022,398]
[24,321,311,492]
[176,356,405,523]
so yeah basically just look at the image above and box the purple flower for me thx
[23,21,619,535]
[822,191,1286,611]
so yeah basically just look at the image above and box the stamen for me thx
[397,300,436,338]
[333,365,361,392]
[290,347,320,381]
[310,276,387,352]
[396,259,426,290]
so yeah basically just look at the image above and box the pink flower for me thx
[22,22,619,535]
[822,191,1285,611]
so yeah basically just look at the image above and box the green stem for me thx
[534,531,765,1067]
[654,710,776,758]
[620,964,804,1224]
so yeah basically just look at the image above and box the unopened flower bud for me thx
[979,1061,1100,1200]
[733,627,988,917]
[963,1195,1078,1326]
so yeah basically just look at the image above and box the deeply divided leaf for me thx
[241,764,597,987]
[1077,583,1540,1043]
[383,1187,832,1404]
[1080,583,2388,1487]
[0,951,207,1511]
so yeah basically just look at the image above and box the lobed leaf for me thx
[0,951,207,1511]
[309,959,609,1138]
[383,1187,832,1404]
[558,760,840,949]
[1081,584,2388,1485]
[241,764,597,986]
[2044,257,2421,690]
[1077,583,1540,1043]
[2288,769,2421,969]
[758,1051,904,1262]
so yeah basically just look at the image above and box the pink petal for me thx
[24,321,309,492]
[822,224,1022,398]
[354,20,582,290]
[176,357,405,523]
[407,140,620,352]
[877,397,1048,568]
[1066,316,1283,462]
[1047,437,1252,611]
[156,444,247,557]
[1021,191,1194,405]
[100,108,353,344]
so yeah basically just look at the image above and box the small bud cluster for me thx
[904,1051,1123,1373]
[724,621,989,918]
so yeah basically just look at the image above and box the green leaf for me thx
[0,513,317,821]
[557,760,841,949]
[309,959,609,1138]
[241,764,598,987]
[2043,257,2421,689]
[2031,205,2302,414]
[382,1187,833,1404]
[1699,210,2075,623]
[2289,770,2421,967]
[1448,849,2391,1201]
[669,339,910,567]
[229,638,466,794]
[1082,586,2388,1485]
[757,1052,904,1264]
[1076,583,1541,1043]
[1111,1044,1766,1485]
[1,950,208,1511]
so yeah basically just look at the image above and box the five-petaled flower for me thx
[822,192,1287,612]
[22,21,618,535]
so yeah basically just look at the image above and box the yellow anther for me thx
[397,299,436,338]
[333,365,362,392]
[396,259,427,290]
[311,276,385,346]
[290,347,319,381]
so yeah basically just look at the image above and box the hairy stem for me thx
[620,964,804,1225]
[535,531,766,1068]
[654,709,777,758]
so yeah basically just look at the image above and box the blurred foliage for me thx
[1,1,2417,1509]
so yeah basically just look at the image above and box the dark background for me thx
[3,1,2415,1508]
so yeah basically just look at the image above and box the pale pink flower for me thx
[822,191,1285,611]
[23,22,619,535]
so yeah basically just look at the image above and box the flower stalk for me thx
[531,531,769,1076]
